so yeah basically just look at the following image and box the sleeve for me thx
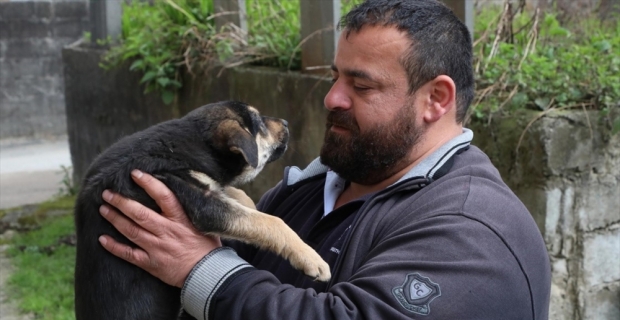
[180,214,536,320]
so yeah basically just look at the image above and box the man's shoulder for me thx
[385,145,538,242]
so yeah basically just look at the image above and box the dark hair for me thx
[340,0,474,123]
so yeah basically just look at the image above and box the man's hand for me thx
[98,169,221,288]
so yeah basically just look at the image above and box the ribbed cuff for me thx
[180,247,252,320]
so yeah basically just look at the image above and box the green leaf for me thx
[594,40,611,52]
[140,71,157,84]
[534,97,551,110]
[129,59,144,71]
[157,77,170,87]
[510,92,528,108]
[549,26,570,37]
[162,90,175,105]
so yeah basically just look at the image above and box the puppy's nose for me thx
[281,119,288,128]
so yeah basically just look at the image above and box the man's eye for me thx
[354,86,370,92]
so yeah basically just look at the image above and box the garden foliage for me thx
[101,0,618,132]
[472,4,619,132]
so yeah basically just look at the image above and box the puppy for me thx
[74,101,331,320]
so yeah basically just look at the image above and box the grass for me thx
[3,196,77,320]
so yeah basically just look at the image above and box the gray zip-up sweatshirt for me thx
[181,131,551,319]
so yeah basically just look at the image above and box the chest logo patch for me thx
[392,273,441,315]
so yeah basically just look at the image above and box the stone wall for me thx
[472,111,620,319]
[0,0,88,139]
[62,46,619,318]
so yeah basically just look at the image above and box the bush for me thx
[101,0,363,104]
[100,0,619,133]
[101,0,216,104]
[472,4,619,132]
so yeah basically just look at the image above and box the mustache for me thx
[326,111,359,132]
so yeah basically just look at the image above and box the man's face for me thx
[320,26,425,185]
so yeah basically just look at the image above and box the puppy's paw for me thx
[309,259,331,282]
[289,246,331,282]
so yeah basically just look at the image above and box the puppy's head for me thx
[190,101,289,184]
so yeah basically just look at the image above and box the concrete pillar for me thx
[89,0,122,43]
[300,0,341,74]
[440,0,474,38]
[213,0,247,32]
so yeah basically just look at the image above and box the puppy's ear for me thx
[229,134,258,168]
[217,120,258,168]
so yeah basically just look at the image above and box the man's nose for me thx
[324,80,352,111]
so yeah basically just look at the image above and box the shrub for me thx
[472,4,619,132]
[100,0,619,133]
[101,0,364,104]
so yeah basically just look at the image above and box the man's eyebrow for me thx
[331,64,376,82]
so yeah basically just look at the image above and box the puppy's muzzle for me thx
[264,117,289,163]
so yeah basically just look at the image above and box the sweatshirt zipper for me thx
[325,177,429,289]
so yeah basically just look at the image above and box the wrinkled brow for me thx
[331,64,377,82]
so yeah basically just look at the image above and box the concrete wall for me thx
[0,0,88,139]
[472,111,620,319]
[62,44,178,186]
[63,46,619,318]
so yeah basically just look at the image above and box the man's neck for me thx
[334,126,462,209]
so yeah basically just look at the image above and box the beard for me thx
[319,103,424,185]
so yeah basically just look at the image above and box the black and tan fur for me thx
[74,101,330,320]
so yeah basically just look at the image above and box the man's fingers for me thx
[101,190,166,233]
[130,170,186,220]
[98,235,152,269]
[100,204,161,244]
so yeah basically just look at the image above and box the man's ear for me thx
[422,75,456,123]
[217,120,259,168]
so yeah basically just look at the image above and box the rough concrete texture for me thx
[473,111,620,320]
[580,281,620,320]
[0,1,89,139]
[583,227,620,286]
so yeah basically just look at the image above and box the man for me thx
[98,0,551,319]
